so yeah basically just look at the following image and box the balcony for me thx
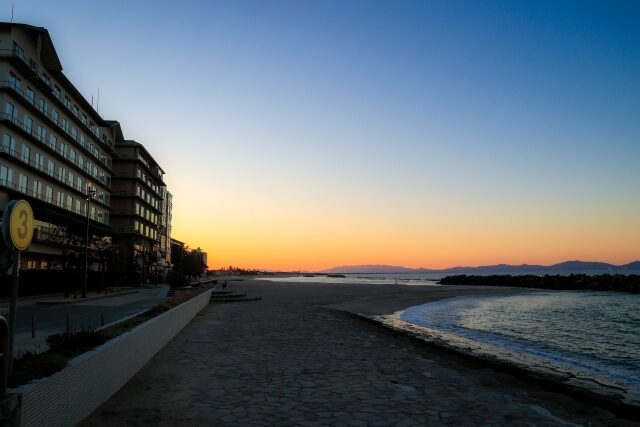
[0,139,111,210]
[0,112,111,189]
[0,47,116,152]
[0,77,114,169]
[0,177,108,225]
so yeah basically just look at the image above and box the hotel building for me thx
[111,140,167,280]
[0,23,171,281]
[158,188,173,275]
[0,23,115,270]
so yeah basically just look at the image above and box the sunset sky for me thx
[12,1,639,270]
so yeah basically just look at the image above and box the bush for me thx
[46,326,107,356]
[167,270,189,287]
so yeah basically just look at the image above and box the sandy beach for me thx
[80,279,637,426]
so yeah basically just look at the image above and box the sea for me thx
[258,271,640,403]
[401,291,640,403]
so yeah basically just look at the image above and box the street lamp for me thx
[83,182,96,298]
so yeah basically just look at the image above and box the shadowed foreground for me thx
[80,280,634,426]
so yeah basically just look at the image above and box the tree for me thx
[91,235,112,292]
[47,225,83,297]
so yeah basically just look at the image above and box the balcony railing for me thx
[0,112,111,188]
[0,177,107,224]
[0,78,113,168]
[0,48,114,149]
[0,141,111,209]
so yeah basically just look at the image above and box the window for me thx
[38,98,48,114]
[53,85,61,99]
[35,152,44,170]
[61,118,68,132]
[21,144,31,162]
[46,186,53,202]
[41,72,51,87]
[70,150,76,163]
[3,133,16,153]
[59,142,67,158]
[58,166,65,182]
[71,127,78,140]
[49,134,57,151]
[63,95,71,109]
[77,177,84,192]
[75,199,81,212]
[52,110,59,124]
[9,72,21,91]
[26,87,35,104]
[0,165,13,185]
[80,134,86,147]
[4,102,17,121]
[57,191,64,207]
[67,194,72,208]
[72,105,80,117]
[23,115,33,133]
[12,41,24,59]
[37,126,45,142]
[47,160,55,176]
[19,174,28,191]
[68,171,75,188]
[32,179,41,197]
[81,113,87,125]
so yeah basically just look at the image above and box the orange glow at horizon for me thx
[170,189,640,272]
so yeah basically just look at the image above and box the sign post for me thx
[2,200,34,374]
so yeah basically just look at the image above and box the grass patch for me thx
[8,285,211,388]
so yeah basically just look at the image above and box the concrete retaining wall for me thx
[12,288,213,427]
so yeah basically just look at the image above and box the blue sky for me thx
[8,0,640,268]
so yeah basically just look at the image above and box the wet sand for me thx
[79,279,637,426]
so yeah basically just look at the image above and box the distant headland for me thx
[321,260,640,274]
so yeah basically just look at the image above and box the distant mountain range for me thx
[321,260,640,274]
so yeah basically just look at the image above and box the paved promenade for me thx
[81,280,631,426]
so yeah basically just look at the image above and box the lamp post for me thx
[83,182,96,298]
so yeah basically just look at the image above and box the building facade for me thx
[158,188,173,276]
[111,140,166,282]
[0,23,173,287]
[0,23,115,271]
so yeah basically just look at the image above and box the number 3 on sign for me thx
[9,200,34,250]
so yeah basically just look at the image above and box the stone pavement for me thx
[80,280,633,426]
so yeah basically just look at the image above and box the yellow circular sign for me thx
[9,200,34,250]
